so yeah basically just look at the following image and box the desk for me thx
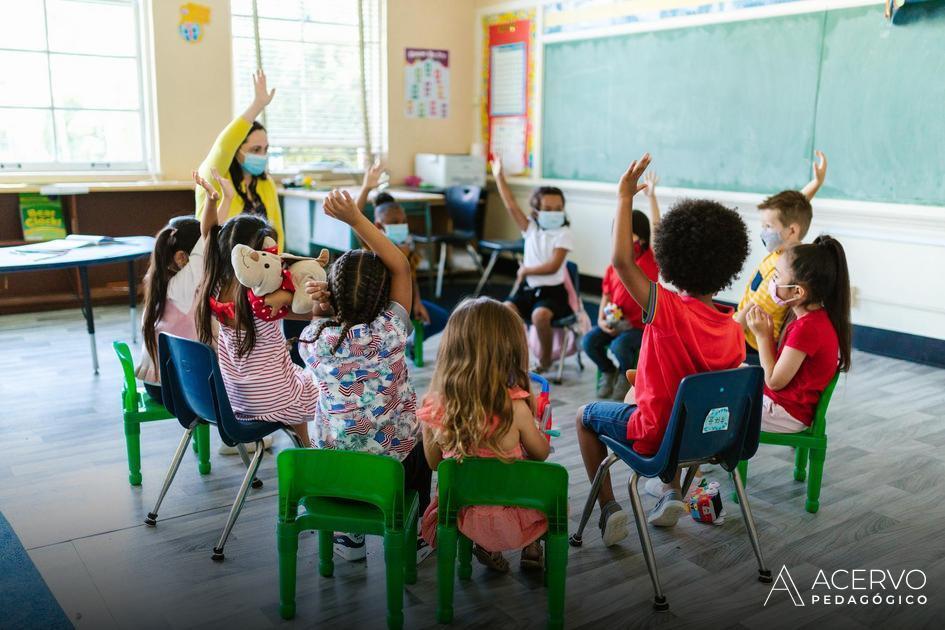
[0,236,155,374]
[279,187,444,255]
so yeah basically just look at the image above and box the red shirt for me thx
[628,283,746,455]
[602,247,660,329]
[764,309,838,425]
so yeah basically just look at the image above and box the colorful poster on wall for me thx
[19,194,66,242]
[179,2,211,43]
[482,11,536,176]
[405,48,450,119]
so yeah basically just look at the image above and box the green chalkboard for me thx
[542,3,945,205]
[814,3,945,205]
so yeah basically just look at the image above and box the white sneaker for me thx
[647,490,687,528]
[218,435,274,455]
[333,533,367,561]
[644,477,668,499]
[416,537,434,565]
[599,501,629,546]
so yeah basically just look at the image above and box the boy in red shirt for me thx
[576,154,750,546]
[584,171,661,401]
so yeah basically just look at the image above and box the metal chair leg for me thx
[212,440,265,562]
[628,472,669,611]
[435,242,447,298]
[732,467,773,583]
[680,465,698,498]
[575,331,585,371]
[145,426,195,526]
[465,243,485,275]
[569,453,619,546]
[474,250,500,297]
[281,427,304,448]
[236,442,263,489]
[554,329,570,384]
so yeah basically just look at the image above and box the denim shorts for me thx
[581,401,637,447]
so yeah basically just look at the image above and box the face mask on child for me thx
[537,211,566,230]
[384,223,409,244]
[768,278,800,306]
[241,151,268,176]
[760,227,784,253]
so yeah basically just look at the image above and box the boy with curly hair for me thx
[575,154,751,546]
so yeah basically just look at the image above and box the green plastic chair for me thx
[276,449,419,629]
[735,372,839,513]
[411,318,424,367]
[113,341,210,486]
[435,458,569,630]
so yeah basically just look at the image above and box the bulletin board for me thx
[481,10,536,177]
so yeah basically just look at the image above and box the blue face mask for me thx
[241,151,268,176]
[384,223,409,244]
[760,227,784,253]
[537,211,566,230]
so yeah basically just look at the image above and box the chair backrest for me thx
[654,366,764,476]
[436,458,569,535]
[444,185,484,236]
[809,371,840,439]
[277,449,408,529]
[112,340,140,413]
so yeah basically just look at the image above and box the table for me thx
[0,236,155,374]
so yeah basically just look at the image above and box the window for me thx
[0,0,152,173]
[231,0,386,172]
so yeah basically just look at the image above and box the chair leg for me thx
[318,530,334,577]
[404,514,418,585]
[794,447,810,481]
[575,333,584,372]
[277,524,299,620]
[194,422,211,475]
[457,534,473,580]
[282,427,305,448]
[436,524,458,624]
[680,465,698,498]
[212,441,265,561]
[731,467,773,583]
[474,250,499,297]
[555,330,569,384]
[465,243,485,275]
[144,426,194,525]
[435,243,447,299]
[732,460,749,504]
[545,533,568,630]
[570,452,620,546]
[805,448,826,513]
[384,530,405,630]
[124,420,142,486]
[628,472,669,611]
[412,320,424,368]
[237,442,263,489]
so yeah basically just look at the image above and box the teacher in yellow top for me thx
[196,69,284,250]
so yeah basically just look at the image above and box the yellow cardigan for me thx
[195,116,285,251]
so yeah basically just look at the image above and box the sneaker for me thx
[333,533,367,561]
[643,469,701,499]
[596,371,618,398]
[416,537,434,565]
[612,377,631,402]
[599,500,629,546]
[218,435,273,455]
[472,544,510,573]
[647,490,687,527]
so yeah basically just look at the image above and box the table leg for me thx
[78,266,100,375]
[128,260,138,344]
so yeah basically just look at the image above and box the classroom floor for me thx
[2,299,944,629]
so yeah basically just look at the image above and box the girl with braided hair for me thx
[299,189,429,562]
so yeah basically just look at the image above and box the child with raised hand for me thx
[298,189,429,562]
[195,209,317,448]
[492,157,573,373]
[735,151,828,357]
[746,235,851,432]
[584,170,662,401]
[576,154,750,545]
[136,168,232,400]
[418,297,551,572]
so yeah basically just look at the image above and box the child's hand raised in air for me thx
[323,189,364,226]
[193,170,219,202]
[643,171,660,199]
[745,304,774,339]
[812,150,828,186]
[491,156,504,180]
[617,153,651,201]
[363,159,385,190]
[211,167,235,202]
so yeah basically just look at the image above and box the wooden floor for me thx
[2,302,944,629]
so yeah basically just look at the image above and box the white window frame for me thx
[0,0,156,175]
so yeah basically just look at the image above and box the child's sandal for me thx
[519,541,544,571]
[472,544,510,573]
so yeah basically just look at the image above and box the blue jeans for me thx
[582,325,643,373]
[581,401,637,448]
[421,299,449,339]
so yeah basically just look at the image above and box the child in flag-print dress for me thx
[298,189,430,562]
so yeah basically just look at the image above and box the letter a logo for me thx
[764,565,805,607]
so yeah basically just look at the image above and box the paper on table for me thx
[491,117,527,175]
[15,235,115,253]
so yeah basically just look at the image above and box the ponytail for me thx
[787,235,852,373]
[142,216,200,365]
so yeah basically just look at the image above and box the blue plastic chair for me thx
[569,366,771,611]
[145,333,304,561]
[413,185,485,298]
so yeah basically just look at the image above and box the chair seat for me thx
[759,429,825,449]
[215,418,288,447]
[600,435,669,480]
[413,230,476,245]
[295,491,419,537]
[479,238,524,252]
[126,387,174,422]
